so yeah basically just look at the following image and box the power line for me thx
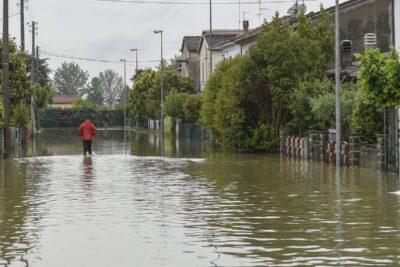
[96,0,321,5]
[40,50,161,64]
[0,11,21,21]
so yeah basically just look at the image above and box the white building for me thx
[198,30,243,92]
[217,27,261,60]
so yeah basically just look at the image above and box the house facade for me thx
[310,0,395,54]
[198,30,243,92]
[218,27,261,60]
[49,95,80,109]
[179,36,202,92]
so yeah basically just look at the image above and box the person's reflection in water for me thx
[82,157,94,190]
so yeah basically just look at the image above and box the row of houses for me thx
[177,0,400,92]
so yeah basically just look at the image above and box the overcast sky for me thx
[1,0,346,86]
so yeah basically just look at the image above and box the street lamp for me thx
[120,58,127,146]
[335,0,341,166]
[154,30,164,137]
[130,48,138,74]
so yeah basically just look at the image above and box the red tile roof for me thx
[52,95,80,104]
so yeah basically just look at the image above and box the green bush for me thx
[12,104,31,128]
[249,124,278,152]
[183,94,202,123]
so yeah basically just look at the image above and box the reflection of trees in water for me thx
[130,131,207,158]
[182,155,400,264]
[0,160,49,266]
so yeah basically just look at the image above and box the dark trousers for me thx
[82,140,93,155]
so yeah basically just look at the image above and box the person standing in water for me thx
[79,118,97,156]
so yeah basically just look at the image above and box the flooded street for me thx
[1,129,400,266]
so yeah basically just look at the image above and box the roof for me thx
[198,29,244,52]
[214,27,261,50]
[52,95,80,104]
[307,0,367,18]
[180,36,202,53]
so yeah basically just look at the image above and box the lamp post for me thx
[154,30,164,138]
[209,0,213,76]
[130,48,138,74]
[335,0,341,166]
[120,59,127,146]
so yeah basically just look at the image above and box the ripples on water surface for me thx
[1,129,400,266]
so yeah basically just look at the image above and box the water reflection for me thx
[0,129,400,266]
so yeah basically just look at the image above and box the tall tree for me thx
[52,62,89,96]
[86,77,104,105]
[26,55,52,87]
[0,38,32,118]
[99,69,123,108]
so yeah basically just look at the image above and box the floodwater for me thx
[1,129,400,267]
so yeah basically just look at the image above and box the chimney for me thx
[364,33,377,49]
[341,40,353,68]
[243,20,249,32]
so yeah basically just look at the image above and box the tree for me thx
[128,66,195,123]
[26,55,52,87]
[86,77,104,105]
[53,62,89,96]
[200,9,334,151]
[34,85,52,129]
[128,69,154,125]
[0,38,33,125]
[99,69,123,108]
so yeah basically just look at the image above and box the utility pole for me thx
[209,0,213,76]
[18,0,26,51]
[29,21,37,135]
[3,0,11,159]
[238,0,241,29]
[130,48,138,74]
[154,30,164,155]
[120,59,127,146]
[335,0,341,166]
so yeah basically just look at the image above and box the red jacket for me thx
[79,119,97,141]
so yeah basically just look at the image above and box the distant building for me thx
[216,24,261,60]
[179,36,202,92]
[309,0,395,54]
[49,95,80,109]
[198,29,243,92]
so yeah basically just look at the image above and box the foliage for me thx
[128,66,195,122]
[99,69,124,108]
[11,104,31,128]
[288,78,333,135]
[249,10,334,133]
[0,38,33,120]
[35,85,53,129]
[165,90,188,120]
[308,82,356,132]
[351,92,383,143]
[72,99,101,121]
[129,69,154,124]
[183,94,202,123]
[356,48,400,108]
[249,124,278,152]
[41,108,123,128]
[52,62,89,96]
[26,55,52,86]
[201,9,334,151]
[86,77,104,105]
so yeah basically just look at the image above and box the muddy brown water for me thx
[0,129,400,266]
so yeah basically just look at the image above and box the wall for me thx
[312,0,394,53]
